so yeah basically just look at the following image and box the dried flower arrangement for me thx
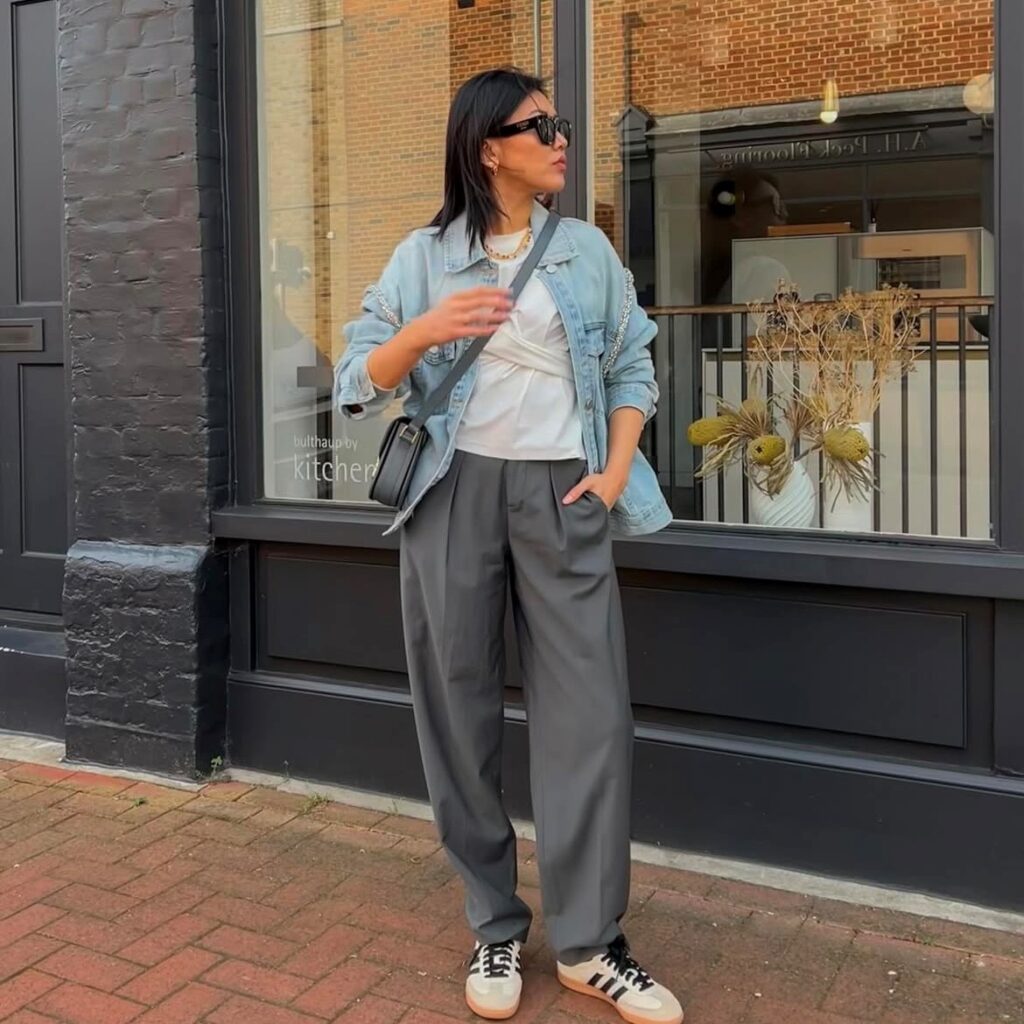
[688,284,921,510]
[686,395,792,497]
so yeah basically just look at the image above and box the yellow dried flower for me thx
[687,416,734,446]
[824,427,870,462]
[747,435,786,466]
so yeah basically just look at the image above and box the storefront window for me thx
[594,0,995,538]
[256,0,553,502]
[256,0,995,542]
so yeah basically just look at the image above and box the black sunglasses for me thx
[491,114,572,147]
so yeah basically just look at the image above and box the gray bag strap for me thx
[410,210,561,430]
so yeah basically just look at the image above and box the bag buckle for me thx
[398,422,420,444]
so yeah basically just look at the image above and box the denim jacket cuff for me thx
[606,382,655,423]
[335,353,395,420]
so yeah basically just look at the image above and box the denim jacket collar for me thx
[442,199,579,273]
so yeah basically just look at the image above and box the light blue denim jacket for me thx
[334,201,672,537]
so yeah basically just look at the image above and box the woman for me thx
[334,68,680,1024]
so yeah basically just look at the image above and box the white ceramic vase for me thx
[822,420,874,533]
[749,459,816,529]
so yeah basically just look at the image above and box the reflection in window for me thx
[257,0,553,503]
[594,0,995,539]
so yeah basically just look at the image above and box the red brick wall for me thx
[591,1,993,250]
[260,0,552,362]
[450,0,554,88]
[594,0,993,117]
[258,0,994,355]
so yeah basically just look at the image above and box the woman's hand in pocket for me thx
[562,470,627,510]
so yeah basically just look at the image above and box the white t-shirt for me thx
[454,228,585,461]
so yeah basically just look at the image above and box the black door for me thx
[0,0,66,616]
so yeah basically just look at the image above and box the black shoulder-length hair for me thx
[430,66,548,251]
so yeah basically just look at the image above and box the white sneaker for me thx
[557,936,684,1024]
[465,939,523,1020]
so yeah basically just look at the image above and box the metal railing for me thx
[642,297,994,539]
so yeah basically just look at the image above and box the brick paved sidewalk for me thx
[0,761,1018,1024]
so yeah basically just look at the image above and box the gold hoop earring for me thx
[490,163,499,176]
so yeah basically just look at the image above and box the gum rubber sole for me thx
[556,967,684,1024]
[465,989,521,1020]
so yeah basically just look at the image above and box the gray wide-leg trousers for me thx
[399,450,634,966]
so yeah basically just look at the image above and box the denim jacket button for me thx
[546,265,556,274]
[585,398,594,411]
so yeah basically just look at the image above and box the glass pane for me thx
[257,1,554,502]
[868,157,983,196]
[593,0,995,540]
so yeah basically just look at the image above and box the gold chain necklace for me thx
[484,227,532,262]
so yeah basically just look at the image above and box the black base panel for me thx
[228,676,1024,913]
[0,629,65,739]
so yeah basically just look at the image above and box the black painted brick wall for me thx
[60,0,229,777]
[61,0,226,541]
[63,541,227,775]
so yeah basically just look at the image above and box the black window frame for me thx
[215,0,1024,599]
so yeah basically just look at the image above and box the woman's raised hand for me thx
[412,287,513,348]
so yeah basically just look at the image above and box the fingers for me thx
[446,288,512,331]
[454,286,514,305]
[464,310,510,326]
[430,287,514,344]
[562,476,594,504]
[563,475,616,508]
[449,290,513,319]
[457,289,512,335]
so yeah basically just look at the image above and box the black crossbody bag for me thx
[369,211,561,509]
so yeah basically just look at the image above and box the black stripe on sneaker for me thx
[588,973,604,988]
[611,986,629,1002]
[601,977,619,994]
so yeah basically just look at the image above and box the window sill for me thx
[212,503,1024,599]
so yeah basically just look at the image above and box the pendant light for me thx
[820,77,840,124]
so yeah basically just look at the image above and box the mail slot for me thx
[0,319,43,352]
